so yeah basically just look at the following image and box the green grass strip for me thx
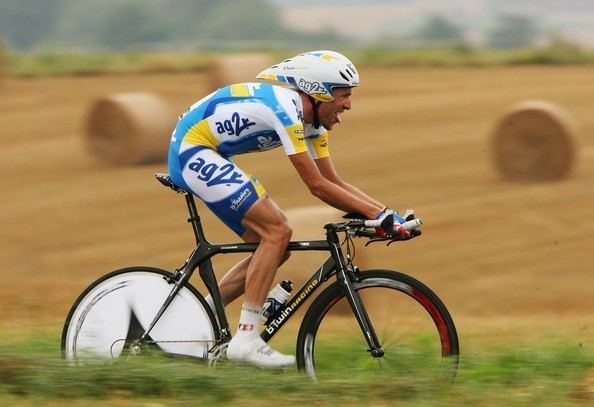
[1,334,592,406]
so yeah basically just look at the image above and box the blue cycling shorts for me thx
[169,146,267,236]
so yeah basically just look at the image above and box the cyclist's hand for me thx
[374,209,411,239]
[395,209,422,240]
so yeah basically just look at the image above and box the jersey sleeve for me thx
[270,87,309,156]
[305,130,330,159]
[280,122,309,156]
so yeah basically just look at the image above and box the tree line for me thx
[0,0,336,50]
[0,0,547,51]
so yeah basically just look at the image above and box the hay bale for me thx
[208,53,274,90]
[85,92,176,165]
[491,100,579,181]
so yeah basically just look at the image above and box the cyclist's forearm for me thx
[310,179,382,219]
[290,153,384,217]
[334,180,385,210]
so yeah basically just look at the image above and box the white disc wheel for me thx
[62,267,217,363]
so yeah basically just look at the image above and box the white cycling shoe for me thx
[226,335,295,369]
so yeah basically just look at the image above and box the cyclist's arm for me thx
[288,152,384,219]
[314,156,386,210]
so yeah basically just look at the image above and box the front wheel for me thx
[61,267,218,363]
[296,269,459,381]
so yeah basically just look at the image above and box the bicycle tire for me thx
[61,266,218,362]
[296,269,459,381]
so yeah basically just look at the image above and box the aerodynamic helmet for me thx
[256,50,359,102]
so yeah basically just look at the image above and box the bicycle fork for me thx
[328,235,384,358]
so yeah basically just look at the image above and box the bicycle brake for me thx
[365,237,390,246]
[386,229,422,246]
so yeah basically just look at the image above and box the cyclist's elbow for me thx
[307,180,327,200]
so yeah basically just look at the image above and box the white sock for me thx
[235,304,262,339]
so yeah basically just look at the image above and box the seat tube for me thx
[185,193,206,246]
[197,255,231,337]
[327,228,384,356]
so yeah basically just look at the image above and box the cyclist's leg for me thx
[240,196,292,306]
[205,231,290,310]
[226,196,296,368]
[171,146,294,367]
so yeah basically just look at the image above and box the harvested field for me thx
[1,66,593,349]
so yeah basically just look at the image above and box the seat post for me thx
[184,192,206,246]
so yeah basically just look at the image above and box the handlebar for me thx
[363,217,422,231]
[325,214,423,243]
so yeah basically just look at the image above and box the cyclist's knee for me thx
[242,197,292,245]
[266,219,292,245]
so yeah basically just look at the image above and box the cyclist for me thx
[168,50,408,369]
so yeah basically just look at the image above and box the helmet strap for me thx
[309,96,322,129]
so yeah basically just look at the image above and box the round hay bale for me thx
[208,53,274,91]
[85,92,176,165]
[491,100,579,181]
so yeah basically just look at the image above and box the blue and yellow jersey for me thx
[170,82,330,160]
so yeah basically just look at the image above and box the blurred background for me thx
[1,0,594,402]
[3,0,594,52]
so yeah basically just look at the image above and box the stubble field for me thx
[1,65,593,404]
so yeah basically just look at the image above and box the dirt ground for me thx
[1,66,593,347]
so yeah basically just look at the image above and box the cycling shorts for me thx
[169,146,267,236]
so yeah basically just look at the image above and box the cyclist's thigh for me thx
[178,147,267,236]
[241,196,289,239]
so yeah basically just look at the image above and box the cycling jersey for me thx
[168,82,330,235]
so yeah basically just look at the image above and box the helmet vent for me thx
[339,71,350,81]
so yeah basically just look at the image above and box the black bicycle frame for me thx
[141,183,384,356]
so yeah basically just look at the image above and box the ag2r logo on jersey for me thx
[188,158,244,187]
[215,112,256,137]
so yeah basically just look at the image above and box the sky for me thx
[271,0,594,47]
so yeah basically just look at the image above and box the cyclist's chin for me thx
[321,120,337,130]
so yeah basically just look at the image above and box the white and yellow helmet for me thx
[257,50,359,102]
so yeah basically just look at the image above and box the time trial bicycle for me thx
[61,173,459,380]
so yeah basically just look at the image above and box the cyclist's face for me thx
[318,87,352,130]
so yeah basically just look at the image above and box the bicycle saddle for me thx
[155,173,187,194]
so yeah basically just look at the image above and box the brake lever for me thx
[364,237,391,247]
[386,229,422,246]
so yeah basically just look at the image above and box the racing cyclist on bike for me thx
[168,50,409,369]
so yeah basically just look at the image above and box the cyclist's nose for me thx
[343,97,352,110]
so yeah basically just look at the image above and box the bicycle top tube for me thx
[213,240,331,255]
